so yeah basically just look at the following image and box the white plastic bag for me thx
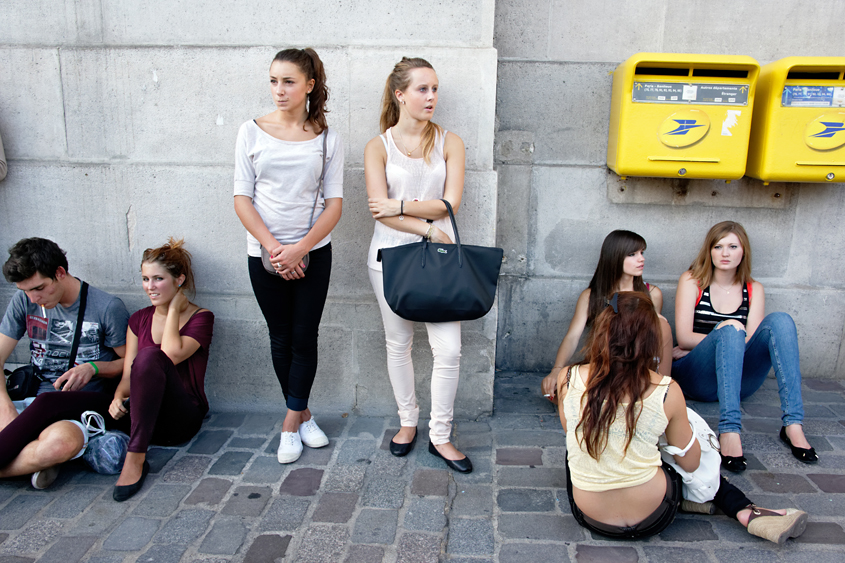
[658,407,721,503]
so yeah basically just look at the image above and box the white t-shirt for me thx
[234,120,344,257]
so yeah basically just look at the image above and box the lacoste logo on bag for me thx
[438,248,448,254]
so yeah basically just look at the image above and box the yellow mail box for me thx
[607,53,760,180]
[747,57,845,183]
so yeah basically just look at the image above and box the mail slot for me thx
[607,53,760,180]
[747,57,845,183]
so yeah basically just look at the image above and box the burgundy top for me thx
[129,306,215,413]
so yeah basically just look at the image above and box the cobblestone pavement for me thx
[1,372,844,562]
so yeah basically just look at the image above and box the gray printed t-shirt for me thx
[0,280,130,394]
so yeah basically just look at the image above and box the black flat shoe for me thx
[428,441,472,473]
[113,461,150,502]
[780,427,819,464]
[720,453,747,472]
[389,428,417,457]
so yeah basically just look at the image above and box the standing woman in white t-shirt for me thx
[364,57,471,473]
[234,48,343,464]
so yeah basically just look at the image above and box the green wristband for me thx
[88,361,99,375]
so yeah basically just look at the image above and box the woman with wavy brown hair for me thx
[559,291,806,543]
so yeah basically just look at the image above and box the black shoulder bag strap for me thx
[306,128,329,229]
[67,281,89,372]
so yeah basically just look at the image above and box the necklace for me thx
[714,281,737,294]
[393,129,422,156]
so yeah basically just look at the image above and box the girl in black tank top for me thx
[672,222,816,473]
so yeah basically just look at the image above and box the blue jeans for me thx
[672,312,804,434]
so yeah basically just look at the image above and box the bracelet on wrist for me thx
[88,361,99,375]
[425,224,435,240]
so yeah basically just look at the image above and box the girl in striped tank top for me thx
[672,222,816,472]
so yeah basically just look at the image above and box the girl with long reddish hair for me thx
[560,292,806,543]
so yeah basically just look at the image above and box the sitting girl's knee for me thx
[716,319,746,332]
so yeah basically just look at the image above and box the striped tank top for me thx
[692,283,750,334]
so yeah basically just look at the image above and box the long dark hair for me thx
[586,230,648,324]
[273,48,329,133]
[379,57,443,164]
[564,292,662,461]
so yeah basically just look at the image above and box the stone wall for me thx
[0,1,500,413]
[494,0,845,378]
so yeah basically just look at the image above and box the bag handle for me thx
[306,129,329,230]
[68,281,89,373]
[437,198,462,267]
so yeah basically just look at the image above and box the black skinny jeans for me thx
[248,243,332,412]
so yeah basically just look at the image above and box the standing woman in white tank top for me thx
[364,57,471,473]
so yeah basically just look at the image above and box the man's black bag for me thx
[377,199,503,322]
[5,365,45,401]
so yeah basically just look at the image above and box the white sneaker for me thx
[298,418,329,448]
[31,465,60,489]
[277,431,303,464]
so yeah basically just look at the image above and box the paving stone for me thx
[805,380,845,392]
[497,467,566,488]
[84,554,126,563]
[499,543,571,562]
[184,478,232,505]
[42,486,104,518]
[323,465,367,492]
[380,428,399,450]
[658,516,718,541]
[495,430,566,447]
[67,502,127,536]
[348,416,385,438]
[368,449,408,476]
[458,432,493,452]
[0,494,52,530]
[642,546,710,563]
[455,420,492,434]
[352,508,399,544]
[804,420,845,435]
[228,437,265,449]
[452,485,493,518]
[146,448,178,473]
[750,472,817,493]
[816,454,845,470]
[395,531,440,563]
[312,492,358,523]
[278,468,323,496]
[132,484,191,517]
[198,515,247,555]
[542,447,567,467]
[793,522,845,544]
[162,455,212,482]
[0,532,6,544]
[575,545,638,562]
[344,545,385,563]
[187,430,233,454]
[446,518,494,555]
[713,548,786,562]
[295,524,350,563]
[807,473,845,493]
[313,415,349,438]
[740,453,767,470]
[242,534,291,563]
[0,557,36,563]
[403,497,447,531]
[803,389,845,404]
[498,513,585,541]
[207,451,253,476]
[259,497,311,531]
[135,544,187,563]
[709,514,767,543]
[496,448,543,466]
[103,517,160,551]
[827,436,845,450]
[336,439,377,465]
[242,456,286,483]
[362,477,406,508]
[452,455,494,484]
[206,413,246,428]
[494,385,557,414]
[221,485,272,516]
[743,417,783,433]
[411,469,449,496]
[497,488,555,512]
[298,441,335,465]
[781,551,845,563]
[804,436,835,452]
[488,414,544,430]
[238,413,278,435]
[2,518,67,552]
[794,493,845,516]
[153,508,214,544]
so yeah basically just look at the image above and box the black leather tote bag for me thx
[377,199,503,322]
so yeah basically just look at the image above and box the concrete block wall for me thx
[494,0,845,378]
[0,1,500,414]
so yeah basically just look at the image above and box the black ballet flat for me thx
[428,441,473,474]
[389,428,417,457]
[113,461,150,502]
[780,427,819,464]
[720,453,747,472]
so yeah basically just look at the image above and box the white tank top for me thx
[367,127,455,271]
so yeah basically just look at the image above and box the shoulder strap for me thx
[696,286,703,307]
[307,129,329,229]
[746,282,752,301]
[68,281,89,372]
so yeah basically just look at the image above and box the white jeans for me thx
[369,268,461,444]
